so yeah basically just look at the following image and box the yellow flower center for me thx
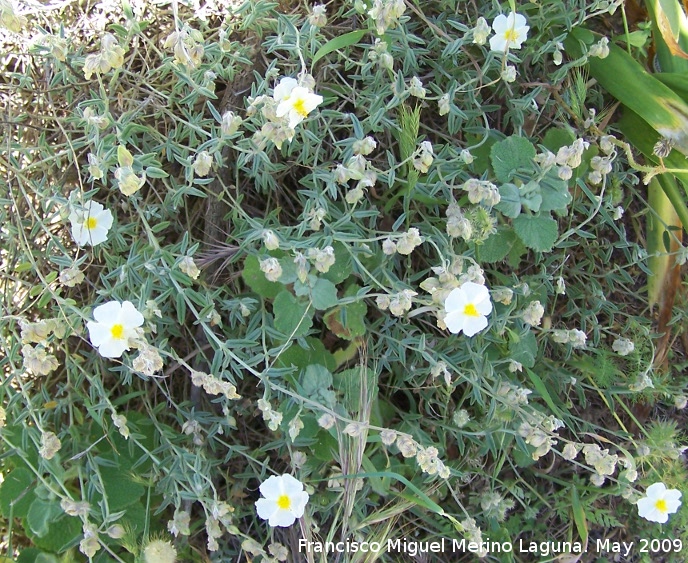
[276,494,292,510]
[463,303,480,317]
[655,499,668,513]
[110,324,125,339]
[84,216,98,230]
[292,97,309,118]
[504,28,519,42]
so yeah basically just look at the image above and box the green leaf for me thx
[311,278,338,311]
[539,170,572,212]
[26,513,81,554]
[541,127,576,153]
[513,214,558,252]
[495,183,522,218]
[476,228,518,263]
[273,290,313,338]
[525,368,567,420]
[508,330,537,368]
[490,136,536,183]
[0,467,36,518]
[324,285,367,340]
[519,181,542,213]
[242,254,281,299]
[275,337,337,371]
[300,364,336,408]
[312,30,367,64]
[571,486,589,545]
[98,466,145,511]
[27,499,62,537]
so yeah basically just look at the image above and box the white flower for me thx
[489,12,529,52]
[39,431,62,460]
[262,229,280,250]
[255,474,309,527]
[353,136,377,156]
[472,17,490,45]
[178,256,200,279]
[438,93,450,116]
[501,65,517,83]
[522,300,544,327]
[274,77,323,129]
[444,282,492,337]
[612,337,634,356]
[69,201,114,247]
[636,483,682,524]
[412,140,434,173]
[86,300,144,358]
[259,257,282,282]
[193,151,213,177]
[309,4,327,26]
[589,36,610,59]
[408,76,426,98]
[221,110,242,135]
[143,539,177,563]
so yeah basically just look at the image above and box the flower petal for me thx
[259,475,283,499]
[255,497,279,521]
[93,301,122,323]
[97,337,128,358]
[462,315,488,337]
[280,474,304,496]
[87,321,111,347]
[269,509,296,527]
[119,301,144,328]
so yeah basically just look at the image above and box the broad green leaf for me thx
[312,30,367,64]
[300,365,336,408]
[513,214,558,252]
[495,183,521,218]
[0,467,36,518]
[476,228,518,263]
[98,466,145,511]
[311,278,338,310]
[520,181,543,213]
[490,136,536,183]
[273,290,313,337]
[324,285,367,340]
[241,254,282,299]
[541,127,576,153]
[26,513,81,554]
[275,337,336,371]
[27,498,62,537]
[509,330,537,368]
[539,170,572,212]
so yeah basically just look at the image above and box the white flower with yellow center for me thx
[444,281,492,336]
[637,482,682,523]
[68,200,114,247]
[489,12,529,52]
[274,77,323,130]
[255,474,309,527]
[87,301,144,358]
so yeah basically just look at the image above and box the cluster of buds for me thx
[83,33,126,79]
[335,152,378,204]
[551,328,587,349]
[306,246,336,273]
[535,138,590,181]
[518,414,564,460]
[381,227,423,256]
[412,140,433,173]
[461,178,500,207]
[191,370,241,399]
[446,202,473,241]
[376,289,417,317]
[380,430,450,478]
[367,0,406,35]
[163,26,205,68]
